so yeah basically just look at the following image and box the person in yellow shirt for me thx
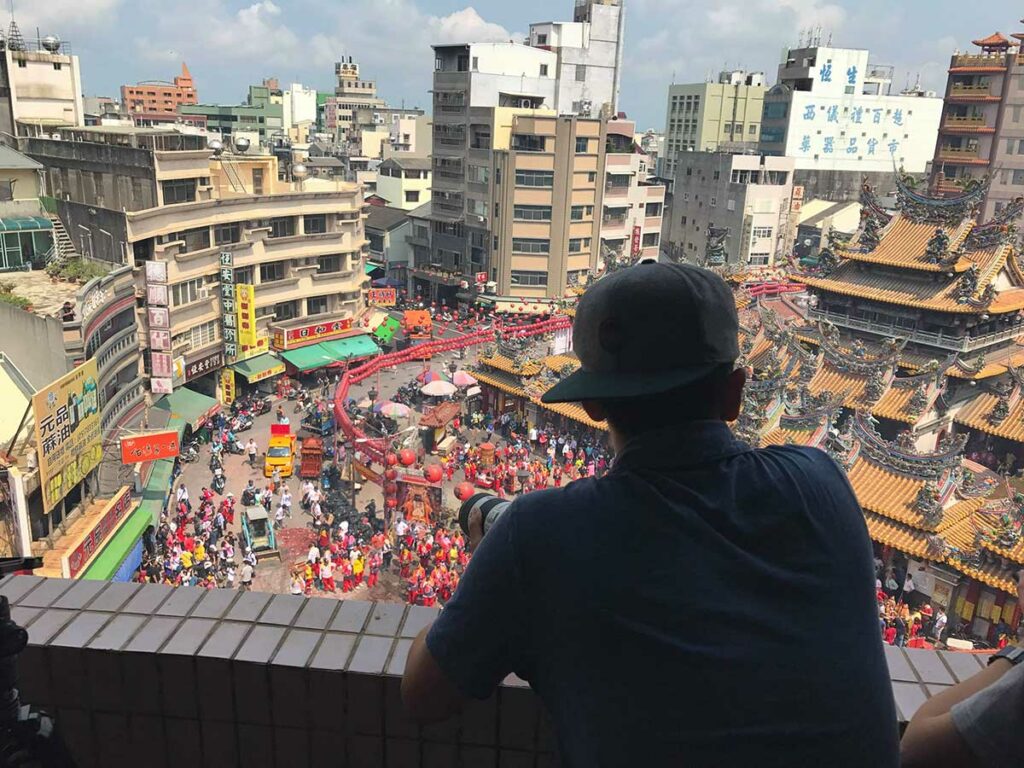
[353,553,365,585]
[180,549,194,569]
[194,542,206,563]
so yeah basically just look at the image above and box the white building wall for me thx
[8,50,84,127]
[768,47,942,174]
[288,83,317,127]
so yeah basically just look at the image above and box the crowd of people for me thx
[875,563,947,648]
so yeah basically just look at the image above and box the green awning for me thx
[318,334,381,362]
[230,353,286,383]
[373,316,400,344]
[279,345,336,372]
[82,457,175,580]
[0,216,53,231]
[364,263,378,274]
[152,386,220,431]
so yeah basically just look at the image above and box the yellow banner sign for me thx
[33,359,102,513]
[220,368,236,406]
[236,283,257,348]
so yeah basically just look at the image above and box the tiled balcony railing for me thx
[0,575,994,767]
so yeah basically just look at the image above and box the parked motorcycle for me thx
[211,468,226,495]
[180,441,201,463]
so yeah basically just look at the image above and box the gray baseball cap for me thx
[541,261,739,404]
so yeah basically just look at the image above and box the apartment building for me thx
[328,57,387,142]
[377,156,432,210]
[929,28,1024,221]
[0,29,84,138]
[664,152,796,270]
[662,70,766,177]
[127,151,368,396]
[121,63,197,121]
[527,0,625,118]
[601,119,665,264]
[759,43,942,199]
[179,81,285,144]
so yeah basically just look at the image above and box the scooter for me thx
[211,468,226,495]
[209,453,223,473]
[180,441,201,463]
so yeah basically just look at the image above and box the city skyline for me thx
[12,0,1016,130]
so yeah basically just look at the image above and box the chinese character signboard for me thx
[271,319,354,350]
[61,486,134,579]
[146,284,168,306]
[184,349,224,382]
[367,288,397,307]
[147,307,169,330]
[33,359,103,513]
[119,431,180,465]
[238,333,270,361]
[151,352,174,378]
[149,329,171,351]
[236,283,257,347]
[220,251,238,361]
[145,260,167,285]
[475,272,488,284]
[631,225,642,257]
[220,368,236,406]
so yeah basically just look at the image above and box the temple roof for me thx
[840,215,975,273]
[972,32,1012,49]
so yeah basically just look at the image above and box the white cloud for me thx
[10,0,123,33]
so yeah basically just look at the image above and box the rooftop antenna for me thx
[826,30,833,46]
[6,0,22,52]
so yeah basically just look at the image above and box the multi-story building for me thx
[376,156,432,210]
[120,63,197,121]
[0,144,56,271]
[329,57,387,142]
[759,43,943,200]
[662,70,766,177]
[639,129,666,176]
[527,0,625,118]
[282,82,317,141]
[179,81,285,144]
[0,26,84,138]
[600,119,665,264]
[929,27,1024,221]
[127,149,368,397]
[386,114,432,156]
[663,152,795,269]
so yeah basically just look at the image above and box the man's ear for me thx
[581,400,607,422]
[721,368,747,422]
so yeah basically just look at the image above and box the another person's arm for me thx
[402,504,530,722]
[900,572,1024,768]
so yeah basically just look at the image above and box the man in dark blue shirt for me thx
[402,262,899,767]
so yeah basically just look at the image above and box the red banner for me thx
[367,288,397,307]
[272,318,354,350]
[63,486,134,578]
[631,225,642,257]
[119,430,180,464]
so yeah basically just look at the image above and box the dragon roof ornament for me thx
[894,165,988,224]
[851,409,967,480]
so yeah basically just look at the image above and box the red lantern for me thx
[385,497,398,509]
[398,449,416,466]
[455,482,475,501]
[385,482,398,496]
[384,468,398,481]
[385,453,398,467]
[424,464,443,483]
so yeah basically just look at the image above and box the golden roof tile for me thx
[841,215,974,272]
[954,559,1018,596]
[478,354,543,376]
[806,362,874,409]
[471,369,529,398]
[871,383,933,424]
[863,511,942,560]
[760,426,820,447]
[534,398,608,431]
[953,390,1024,442]
[542,355,579,373]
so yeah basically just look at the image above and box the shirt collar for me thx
[610,421,747,473]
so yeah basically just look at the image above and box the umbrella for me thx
[417,369,443,383]
[375,401,411,418]
[421,380,457,397]
[451,370,477,387]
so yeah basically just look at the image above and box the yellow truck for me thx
[264,424,296,478]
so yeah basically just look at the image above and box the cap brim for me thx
[540,363,722,404]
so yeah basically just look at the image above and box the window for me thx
[171,277,207,306]
[748,253,771,266]
[710,197,717,207]
[214,223,240,246]
[171,319,219,352]
[752,226,774,239]
[16,60,25,68]
[318,255,343,274]
[304,214,327,235]
[515,169,554,187]
[575,137,589,153]
[269,217,296,238]
[645,202,663,217]
[468,164,490,184]
[472,56,479,71]
[713,170,721,180]
[587,171,596,182]
[510,270,548,287]
[571,205,593,220]
[260,262,286,282]
[511,238,550,254]
[234,266,254,284]
[255,305,275,318]
[272,300,299,320]
[405,190,420,203]
[161,178,197,205]
[513,205,552,221]
[763,102,788,119]
[536,33,548,45]
[540,64,549,76]
[748,124,757,135]
[306,295,329,315]
[575,64,586,82]
[568,237,591,253]
[1012,170,1024,186]
[252,168,264,195]
[760,126,787,144]
[165,226,210,253]
[53,62,62,71]
[511,134,545,152]
[641,232,660,247]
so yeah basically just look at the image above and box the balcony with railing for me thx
[950,53,1009,72]
[808,307,1024,353]
[935,146,990,165]
[947,83,1000,102]
[940,115,995,134]
[0,573,980,768]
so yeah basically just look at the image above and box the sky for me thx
[13,0,1019,130]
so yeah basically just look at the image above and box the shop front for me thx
[276,331,382,375]
[152,386,221,439]
[229,353,286,394]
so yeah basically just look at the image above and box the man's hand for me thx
[467,505,484,553]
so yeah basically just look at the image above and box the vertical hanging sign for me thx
[220,251,238,362]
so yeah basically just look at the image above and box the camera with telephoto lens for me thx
[458,493,512,538]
